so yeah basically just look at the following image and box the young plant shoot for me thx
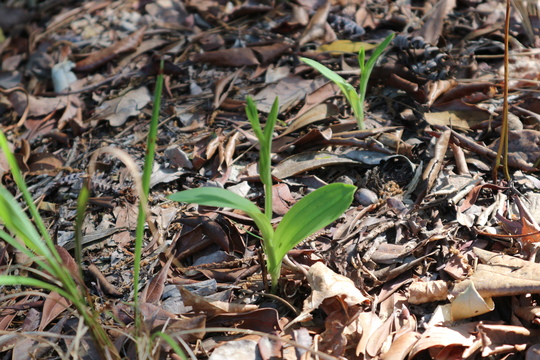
[168,97,356,292]
[300,33,395,130]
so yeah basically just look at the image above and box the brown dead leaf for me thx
[479,323,540,357]
[290,262,370,326]
[94,86,151,127]
[38,291,70,332]
[272,151,361,179]
[141,256,173,304]
[177,216,230,253]
[424,110,490,131]
[8,91,69,118]
[213,68,243,109]
[271,183,296,216]
[74,27,146,72]
[254,75,315,113]
[280,103,339,136]
[192,47,259,67]
[26,152,64,175]
[298,2,331,46]
[54,246,80,281]
[409,322,477,359]
[488,129,540,165]
[356,311,383,357]
[414,0,456,44]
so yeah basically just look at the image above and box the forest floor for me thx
[1,0,540,359]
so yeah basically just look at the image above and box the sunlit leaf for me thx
[168,187,273,240]
[273,183,356,263]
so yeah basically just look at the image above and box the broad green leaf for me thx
[273,183,356,262]
[168,187,273,240]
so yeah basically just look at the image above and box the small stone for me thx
[355,188,378,206]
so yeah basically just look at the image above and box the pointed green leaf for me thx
[300,57,357,100]
[364,33,395,71]
[246,97,263,139]
[0,275,69,299]
[0,186,50,257]
[273,183,356,262]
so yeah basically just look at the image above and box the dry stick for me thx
[450,141,470,175]
[415,130,451,205]
[493,0,512,182]
[87,264,123,297]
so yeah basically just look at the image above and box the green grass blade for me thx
[0,230,56,275]
[0,186,51,258]
[246,96,263,140]
[0,275,70,300]
[300,57,357,102]
[364,33,395,72]
[151,332,188,360]
[273,183,356,263]
[0,133,56,253]
[359,33,394,98]
[133,59,164,331]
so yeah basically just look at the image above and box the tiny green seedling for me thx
[168,97,356,292]
[301,33,395,130]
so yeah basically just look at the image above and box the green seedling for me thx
[168,97,356,292]
[300,33,395,130]
[0,59,189,359]
[0,131,121,360]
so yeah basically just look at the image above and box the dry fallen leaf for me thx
[74,27,146,72]
[290,262,370,325]
[94,86,151,127]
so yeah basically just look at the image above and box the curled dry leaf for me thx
[298,2,331,46]
[290,262,370,325]
[94,86,151,127]
[451,282,494,321]
[450,248,540,298]
[409,322,477,359]
[478,323,540,357]
[408,280,448,304]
